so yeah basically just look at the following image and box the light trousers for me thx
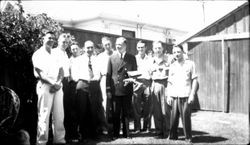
[151,80,171,137]
[36,81,65,145]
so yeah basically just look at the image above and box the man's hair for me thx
[84,40,94,47]
[101,36,111,43]
[137,40,146,47]
[43,30,54,37]
[152,40,163,47]
[71,41,79,45]
[173,45,184,52]
[116,37,127,44]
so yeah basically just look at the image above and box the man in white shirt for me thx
[167,45,198,143]
[52,33,76,143]
[96,36,114,135]
[75,40,102,140]
[32,31,65,145]
[132,40,152,133]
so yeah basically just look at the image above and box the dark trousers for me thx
[89,81,105,133]
[169,97,192,140]
[75,80,95,139]
[76,80,103,139]
[132,84,152,131]
[63,79,78,141]
[112,95,131,137]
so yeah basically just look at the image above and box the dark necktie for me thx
[88,56,94,79]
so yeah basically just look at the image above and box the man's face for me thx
[153,43,163,57]
[84,41,94,56]
[43,33,55,47]
[58,34,69,50]
[137,42,146,55]
[102,39,112,51]
[70,45,80,57]
[172,46,183,60]
[116,39,126,54]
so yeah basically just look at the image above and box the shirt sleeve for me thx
[190,61,198,79]
[32,51,44,78]
[167,64,173,84]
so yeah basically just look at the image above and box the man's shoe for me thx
[168,136,178,140]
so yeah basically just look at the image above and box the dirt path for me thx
[70,110,248,145]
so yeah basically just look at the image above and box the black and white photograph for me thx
[0,0,249,145]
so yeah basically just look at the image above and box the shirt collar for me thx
[119,52,126,59]
[136,54,148,60]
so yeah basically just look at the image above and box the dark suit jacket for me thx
[106,52,137,96]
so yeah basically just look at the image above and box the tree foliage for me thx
[0,1,64,100]
[0,1,64,64]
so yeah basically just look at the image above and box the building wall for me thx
[185,2,249,114]
[199,3,249,36]
[188,38,249,114]
[64,27,173,55]
[188,41,223,111]
[64,19,183,42]
[225,39,249,114]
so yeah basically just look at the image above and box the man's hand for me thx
[188,93,195,104]
[167,96,173,106]
[49,83,61,93]
[123,78,136,86]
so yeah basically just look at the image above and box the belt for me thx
[38,79,51,85]
[78,79,91,83]
[78,79,99,83]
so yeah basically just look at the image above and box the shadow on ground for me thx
[178,128,228,143]
[65,127,228,145]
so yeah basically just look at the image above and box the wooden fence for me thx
[188,38,249,114]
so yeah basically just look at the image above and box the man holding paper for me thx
[106,37,137,139]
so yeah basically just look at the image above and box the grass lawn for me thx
[68,110,249,145]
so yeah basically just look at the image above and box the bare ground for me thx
[69,110,249,145]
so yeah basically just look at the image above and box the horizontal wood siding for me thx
[225,39,249,114]
[188,41,223,111]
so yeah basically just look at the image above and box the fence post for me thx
[222,39,229,113]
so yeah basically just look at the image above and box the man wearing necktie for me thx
[106,37,137,139]
[74,40,102,141]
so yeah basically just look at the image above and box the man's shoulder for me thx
[110,52,119,59]
[126,53,135,59]
[32,47,44,58]
[184,59,195,66]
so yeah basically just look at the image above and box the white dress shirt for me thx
[32,46,63,82]
[73,54,100,81]
[69,55,80,82]
[135,54,151,80]
[52,48,70,77]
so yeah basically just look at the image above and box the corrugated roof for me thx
[176,2,249,46]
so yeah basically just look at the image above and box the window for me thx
[122,30,135,38]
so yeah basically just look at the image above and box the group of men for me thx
[32,31,198,145]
